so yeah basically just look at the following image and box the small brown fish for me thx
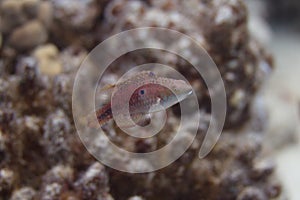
[87,71,192,128]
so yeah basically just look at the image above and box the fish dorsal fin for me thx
[99,83,115,92]
[134,71,156,81]
[96,83,115,105]
[86,112,100,129]
[122,71,156,80]
[116,71,157,90]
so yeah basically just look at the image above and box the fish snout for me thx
[172,80,193,101]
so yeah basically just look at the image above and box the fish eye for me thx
[139,89,145,95]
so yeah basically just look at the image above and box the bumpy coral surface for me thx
[0,0,281,199]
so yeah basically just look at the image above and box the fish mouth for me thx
[155,77,193,109]
[173,80,193,101]
[177,89,193,102]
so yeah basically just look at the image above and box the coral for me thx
[33,43,62,76]
[0,0,50,51]
[52,75,73,117]
[10,187,36,200]
[41,110,71,163]
[0,0,282,199]
[108,132,281,200]
[0,168,15,199]
[74,162,112,200]
[9,20,48,51]
[38,165,74,200]
[49,0,108,48]
[16,56,41,98]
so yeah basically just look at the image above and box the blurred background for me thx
[246,0,300,199]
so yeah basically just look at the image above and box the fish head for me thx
[158,78,193,108]
[129,77,192,113]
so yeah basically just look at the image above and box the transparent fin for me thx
[130,113,151,127]
[86,112,100,129]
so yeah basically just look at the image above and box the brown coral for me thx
[0,0,282,199]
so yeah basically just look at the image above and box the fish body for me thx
[87,71,192,128]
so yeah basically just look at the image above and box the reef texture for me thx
[0,0,281,200]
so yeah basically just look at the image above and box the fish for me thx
[87,71,192,128]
